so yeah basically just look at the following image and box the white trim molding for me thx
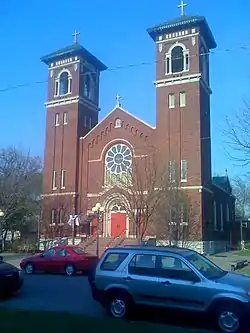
[156,32,199,44]
[41,191,77,198]
[155,73,201,88]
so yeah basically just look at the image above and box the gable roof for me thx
[212,176,232,194]
[80,105,155,141]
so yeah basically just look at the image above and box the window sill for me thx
[52,187,57,191]
[169,106,175,109]
[165,69,190,76]
[61,187,66,190]
[55,124,60,127]
[54,92,72,98]
[181,179,187,183]
[63,122,68,125]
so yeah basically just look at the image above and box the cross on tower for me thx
[178,0,187,16]
[116,93,121,107]
[72,30,80,44]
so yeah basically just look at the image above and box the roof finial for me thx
[116,93,121,107]
[72,30,80,44]
[225,168,228,176]
[178,0,187,16]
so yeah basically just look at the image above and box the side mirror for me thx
[0,256,3,262]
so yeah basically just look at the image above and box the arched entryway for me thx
[102,197,129,238]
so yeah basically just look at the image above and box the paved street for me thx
[0,273,103,317]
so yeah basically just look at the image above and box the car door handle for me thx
[123,276,133,281]
[161,280,171,285]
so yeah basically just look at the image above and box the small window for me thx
[55,113,59,126]
[169,160,176,182]
[51,209,56,224]
[59,72,69,95]
[168,93,175,109]
[89,117,92,129]
[63,112,68,125]
[226,204,230,222]
[213,201,217,230]
[128,254,156,276]
[52,170,57,189]
[84,116,87,127]
[57,248,70,257]
[100,252,128,271]
[114,118,122,128]
[59,208,64,224]
[55,81,59,96]
[180,92,186,107]
[159,256,197,281]
[72,247,86,255]
[43,248,56,257]
[61,170,66,189]
[220,204,224,231]
[181,160,187,182]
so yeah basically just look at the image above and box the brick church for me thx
[41,6,235,254]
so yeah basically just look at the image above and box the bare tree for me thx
[41,195,73,239]
[226,102,250,165]
[232,176,250,219]
[112,150,164,241]
[0,147,42,249]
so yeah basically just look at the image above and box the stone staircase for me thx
[78,234,139,257]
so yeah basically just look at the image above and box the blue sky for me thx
[1,0,250,178]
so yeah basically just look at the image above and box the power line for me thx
[0,44,249,93]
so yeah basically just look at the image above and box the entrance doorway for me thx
[110,203,127,237]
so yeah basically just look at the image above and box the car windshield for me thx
[186,252,227,279]
[72,247,86,255]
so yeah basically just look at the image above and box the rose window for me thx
[105,144,132,185]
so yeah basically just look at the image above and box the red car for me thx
[20,245,98,276]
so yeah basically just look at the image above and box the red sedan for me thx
[20,245,98,276]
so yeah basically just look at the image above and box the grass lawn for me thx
[0,308,214,333]
[233,250,250,257]
[237,266,250,275]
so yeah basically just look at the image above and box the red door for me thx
[111,213,126,237]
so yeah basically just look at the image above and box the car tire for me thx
[107,290,133,319]
[64,264,76,276]
[215,301,247,333]
[24,263,35,275]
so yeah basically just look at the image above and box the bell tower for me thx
[41,31,107,230]
[148,4,216,187]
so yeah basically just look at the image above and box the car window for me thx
[100,252,128,271]
[57,248,70,257]
[186,253,226,279]
[128,254,157,276]
[43,249,56,257]
[159,256,198,281]
[72,247,86,255]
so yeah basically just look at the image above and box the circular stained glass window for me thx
[105,144,132,174]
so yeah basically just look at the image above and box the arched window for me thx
[104,143,132,186]
[114,118,122,128]
[55,70,72,96]
[84,75,91,98]
[165,44,189,75]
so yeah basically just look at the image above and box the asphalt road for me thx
[0,273,103,316]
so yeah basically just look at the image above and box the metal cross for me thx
[178,0,187,16]
[72,30,80,44]
[116,93,121,107]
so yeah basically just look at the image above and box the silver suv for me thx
[88,246,250,333]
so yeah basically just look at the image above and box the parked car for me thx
[89,246,250,333]
[20,245,98,276]
[0,256,23,297]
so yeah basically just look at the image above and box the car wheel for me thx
[64,264,75,276]
[215,301,247,333]
[25,263,35,275]
[107,291,133,319]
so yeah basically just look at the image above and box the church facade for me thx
[41,13,235,253]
